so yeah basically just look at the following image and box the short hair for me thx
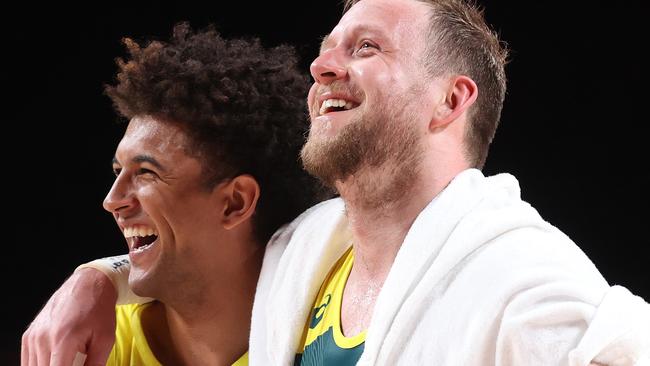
[344,0,508,168]
[105,23,330,244]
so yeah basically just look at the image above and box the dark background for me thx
[2,1,648,363]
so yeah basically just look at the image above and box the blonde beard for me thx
[300,101,423,210]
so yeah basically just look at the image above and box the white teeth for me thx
[319,98,353,115]
[132,242,155,254]
[123,225,158,238]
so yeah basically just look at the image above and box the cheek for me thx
[349,58,394,83]
[348,62,406,104]
[163,192,220,225]
[136,189,169,221]
[136,183,188,216]
[307,84,319,112]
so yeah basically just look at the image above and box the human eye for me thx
[136,167,158,178]
[356,40,379,56]
[112,165,122,177]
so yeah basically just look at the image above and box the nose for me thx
[103,173,137,215]
[310,49,347,85]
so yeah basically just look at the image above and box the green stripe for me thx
[295,327,364,366]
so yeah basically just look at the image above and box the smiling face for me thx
[301,0,438,189]
[103,115,227,299]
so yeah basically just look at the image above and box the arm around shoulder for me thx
[76,254,152,305]
[21,254,151,366]
[22,265,117,366]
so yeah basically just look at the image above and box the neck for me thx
[144,244,264,366]
[336,159,467,280]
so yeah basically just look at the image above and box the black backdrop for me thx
[3,1,648,363]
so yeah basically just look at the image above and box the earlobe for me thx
[429,75,478,130]
[221,175,260,230]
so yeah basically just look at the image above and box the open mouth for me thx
[319,98,359,115]
[123,226,159,253]
[132,235,158,253]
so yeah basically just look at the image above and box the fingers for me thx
[21,268,120,366]
[72,352,87,366]
[49,347,85,366]
[22,326,49,366]
[21,330,29,366]
[29,350,50,366]
[83,331,116,366]
[23,315,87,366]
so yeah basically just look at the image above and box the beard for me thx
[301,92,423,208]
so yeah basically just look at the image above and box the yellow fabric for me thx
[231,351,248,366]
[297,246,366,355]
[107,303,248,365]
[107,303,161,366]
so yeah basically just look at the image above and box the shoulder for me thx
[266,197,345,249]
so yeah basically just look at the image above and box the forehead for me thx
[325,0,431,49]
[118,116,189,158]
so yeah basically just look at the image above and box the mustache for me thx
[317,81,364,100]
[310,81,364,116]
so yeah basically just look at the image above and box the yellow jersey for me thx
[107,303,248,366]
[295,247,366,365]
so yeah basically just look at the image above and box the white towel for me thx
[253,169,650,365]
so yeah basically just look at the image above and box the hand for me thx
[22,268,118,366]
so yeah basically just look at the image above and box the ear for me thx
[429,75,478,130]
[220,174,260,230]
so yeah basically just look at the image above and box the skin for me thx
[103,115,264,365]
[21,269,117,366]
[306,3,606,364]
[21,2,606,364]
[305,0,477,337]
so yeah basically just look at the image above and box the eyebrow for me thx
[319,34,331,54]
[319,25,388,54]
[111,155,166,172]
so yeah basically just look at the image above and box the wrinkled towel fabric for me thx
[250,169,650,365]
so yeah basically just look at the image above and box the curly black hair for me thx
[105,22,330,244]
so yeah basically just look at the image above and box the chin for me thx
[128,267,159,299]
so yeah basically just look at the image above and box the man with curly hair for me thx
[22,23,327,366]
